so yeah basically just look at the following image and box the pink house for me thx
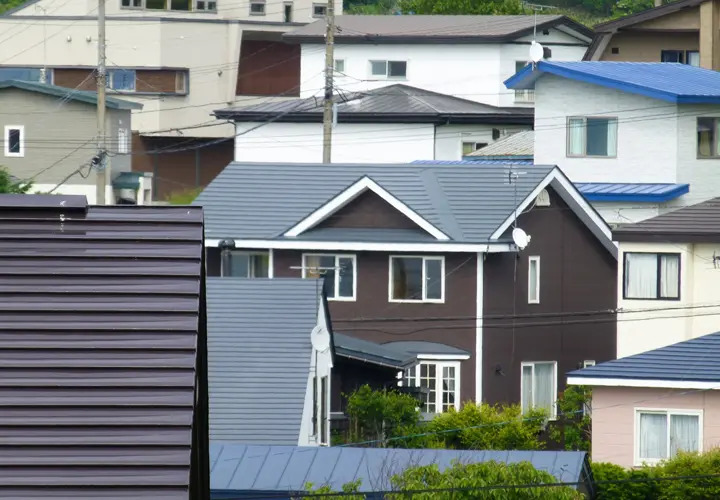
[567,332,720,468]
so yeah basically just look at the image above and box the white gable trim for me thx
[489,168,617,259]
[283,176,450,241]
[567,376,720,390]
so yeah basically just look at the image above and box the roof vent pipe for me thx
[219,239,236,277]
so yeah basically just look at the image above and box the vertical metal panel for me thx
[0,198,205,500]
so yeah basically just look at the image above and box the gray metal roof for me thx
[613,197,720,242]
[210,444,592,493]
[215,84,532,124]
[0,195,206,500]
[206,278,322,445]
[0,80,143,110]
[383,341,470,357]
[334,333,416,369]
[284,15,593,44]
[467,130,534,159]
[193,162,555,243]
[568,331,720,382]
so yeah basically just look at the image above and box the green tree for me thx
[397,0,525,15]
[345,385,421,446]
[0,167,32,194]
[549,385,591,451]
[165,187,202,205]
[389,461,583,499]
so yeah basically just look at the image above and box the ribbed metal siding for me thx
[0,201,204,500]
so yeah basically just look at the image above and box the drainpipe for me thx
[219,239,236,277]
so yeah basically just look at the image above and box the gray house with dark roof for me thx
[0,194,208,499]
[195,161,618,419]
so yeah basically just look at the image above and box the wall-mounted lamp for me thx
[66,35,72,42]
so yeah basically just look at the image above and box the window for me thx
[249,0,265,15]
[582,360,595,368]
[194,0,217,10]
[320,376,328,445]
[169,0,190,10]
[145,0,166,8]
[514,61,535,103]
[311,376,317,436]
[107,69,136,91]
[334,59,345,73]
[0,67,47,83]
[302,254,355,300]
[567,117,618,157]
[283,2,293,22]
[661,50,700,66]
[4,125,24,158]
[117,128,129,154]
[636,409,701,465]
[462,142,487,155]
[389,256,444,302]
[521,361,557,419]
[222,251,270,278]
[175,71,188,94]
[624,252,680,300]
[697,117,720,158]
[528,256,540,304]
[369,60,407,79]
[121,0,143,7]
[312,3,326,17]
[405,361,460,413]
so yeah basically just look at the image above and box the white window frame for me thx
[311,2,326,17]
[302,253,357,301]
[566,116,618,158]
[582,360,595,368]
[4,125,24,158]
[222,250,270,278]
[388,255,445,303]
[406,359,461,413]
[520,361,558,419]
[117,127,129,154]
[634,408,703,466]
[334,59,345,73]
[368,60,408,80]
[528,256,540,304]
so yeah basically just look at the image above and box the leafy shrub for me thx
[389,460,583,499]
[549,385,591,451]
[656,449,720,499]
[592,462,658,500]
[345,385,421,446]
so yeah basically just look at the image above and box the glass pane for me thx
[687,51,700,67]
[0,67,42,82]
[7,129,20,154]
[442,366,455,412]
[388,61,407,77]
[425,259,442,300]
[370,61,387,76]
[334,60,345,73]
[109,70,135,90]
[670,414,699,456]
[659,255,679,298]
[533,363,554,414]
[639,413,668,460]
[250,2,264,13]
[392,257,423,300]
[251,254,269,278]
[529,258,538,302]
[697,118,715,157]
[145,0,165,9]
[337,257,354,298]
[624,253,658,299]
[515,61,527,72]
[586,118,610,156]
[661,50,683,63]
[170,0,190,9]
[419,363,436,413]
[462,142,475,155]
[568,118,584,155]
[228,253,249,277]
[521,365,533,414]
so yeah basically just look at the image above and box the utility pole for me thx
[95,0,108,205]
[321,0,335,163]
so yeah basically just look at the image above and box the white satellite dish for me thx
[512,227,531,250]
[311,326,330,352]
[529,41,544,63]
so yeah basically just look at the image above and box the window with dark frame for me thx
[283,2,293,22]
[249,0,265,14]
[624,252,680,300]
[661,50,700,66]
[312,3,326,16]
[698,117,720,158]
[6,128,21,156]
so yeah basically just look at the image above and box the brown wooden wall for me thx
[136,69,182,93]
[53,69,95,90]
[236,40,301,96]
[317,191,421,230]
[482,188,617,406]
[131,133,232,201]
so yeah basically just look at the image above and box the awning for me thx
[333,333,416,369]
[576,183,689,202]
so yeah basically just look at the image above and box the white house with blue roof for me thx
[505,61,720,224]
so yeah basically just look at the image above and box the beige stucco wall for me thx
[600,31,699,62]
[592,386,720,468]
[633,6,700,30]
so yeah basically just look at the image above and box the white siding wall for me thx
[299,29,588,106]
[675,104,720,206]
[616,242,720,358]
[234,121,435,163]
[434,124,529,160]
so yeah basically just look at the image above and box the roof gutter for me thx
[214,112,533,125]
[205,238,515,253]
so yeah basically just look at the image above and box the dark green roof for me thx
[0,80,143,110]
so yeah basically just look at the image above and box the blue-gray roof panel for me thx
[0,80,142,109]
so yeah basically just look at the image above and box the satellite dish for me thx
[512,227,531,250]
[311,326,330,352]
[529,41,544,63]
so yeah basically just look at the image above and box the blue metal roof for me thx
[568,331,720,382]
[411,159,533,165]
[210,444,591,496]
[504,61,720,104]
[576,183,689,202]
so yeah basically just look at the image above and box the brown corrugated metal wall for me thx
[0,197,207,500]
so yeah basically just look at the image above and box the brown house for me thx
[0,195,208,499]
[194,162,617,418]
[585,0,720,71]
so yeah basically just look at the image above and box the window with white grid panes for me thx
[405,361,460,414]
